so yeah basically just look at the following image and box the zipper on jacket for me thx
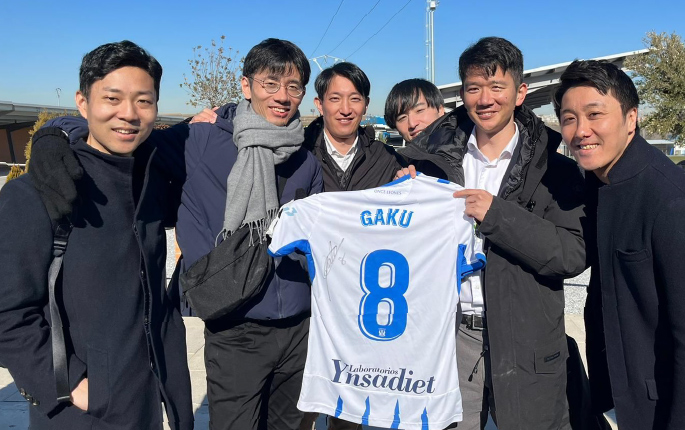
[133,223,156,372]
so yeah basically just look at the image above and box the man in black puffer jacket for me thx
[399,37,586,430]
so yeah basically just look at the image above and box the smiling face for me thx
[75,66,157,157]
[394,92,444,142]
[460,67,527,141]
[314,74,368,146]
[560,85,637,183]
[241,66,304,126]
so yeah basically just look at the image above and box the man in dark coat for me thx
[0,41,193,429]
[554,59,685,430]
[30,39,324,430]
[397,37,586,430]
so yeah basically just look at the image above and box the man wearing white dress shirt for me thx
[303,62,404,194]
[398,37,587,430]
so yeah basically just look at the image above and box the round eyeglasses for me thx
[249,77,305,98]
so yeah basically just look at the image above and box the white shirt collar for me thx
[324,131,359,171]
[466,123,519,162]
[324,131,359,157]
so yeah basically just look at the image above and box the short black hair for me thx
[315,62,370,99]
[243,38,311,86]
[384,78,444,129]
[553,60,639,118]
[79,40,162,101]
[459,37,524,87]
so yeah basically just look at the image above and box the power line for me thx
[346,0,414,60]
[309,0,345,57]
[326,0,382,57]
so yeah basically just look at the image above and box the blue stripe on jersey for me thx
[361,397,370,425]
[334,396,343,418]
[268,240,316,281]
[437,178,450,184]
[381,171,423,187]
[421,407,429,429]
[457,244,486,281]
[391,400,401,428]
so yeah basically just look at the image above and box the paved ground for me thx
[0,313,603,430]
[0,228,616,429]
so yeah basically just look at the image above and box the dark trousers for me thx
[449,321,492,430]
[204,314,310,430]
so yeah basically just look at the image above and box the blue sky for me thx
[1,0,684,117]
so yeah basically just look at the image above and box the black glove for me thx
[28,127,83,222]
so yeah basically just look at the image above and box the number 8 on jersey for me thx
[359,249,409,341]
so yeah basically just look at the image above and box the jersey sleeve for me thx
[457,230,486,280]
[268,198,321,281]
[452,186,486,280]
[268,197,320,258]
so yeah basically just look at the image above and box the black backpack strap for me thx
[48,220,72,403]
[277,173,288,202]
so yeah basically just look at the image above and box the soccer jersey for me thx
[268,174,485,429]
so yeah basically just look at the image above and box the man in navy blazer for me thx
[554,59,685,430]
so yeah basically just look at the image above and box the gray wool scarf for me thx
[220,99,303,243]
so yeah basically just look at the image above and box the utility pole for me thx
[56,88,62,107]
[425,0,438,83]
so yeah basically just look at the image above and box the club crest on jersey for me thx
[360,208,413,228]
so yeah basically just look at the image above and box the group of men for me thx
[0,33,682,430]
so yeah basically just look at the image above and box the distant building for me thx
[647,139,676,155]
[0,101,187,165]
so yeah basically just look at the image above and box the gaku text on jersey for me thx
[360,208,414,228]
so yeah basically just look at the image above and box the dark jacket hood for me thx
[214,102,238,134]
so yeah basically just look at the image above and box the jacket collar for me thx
[606,134,652,184]
[74,138,137,173]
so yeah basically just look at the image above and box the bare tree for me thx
[180,35,245,108]
[625,32,685,145]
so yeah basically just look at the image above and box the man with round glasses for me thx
[249,76,306,98]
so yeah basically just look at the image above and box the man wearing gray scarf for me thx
[177,39,323,430]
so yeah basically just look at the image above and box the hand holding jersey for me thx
[396,166,494,222]
[268,174,485,429]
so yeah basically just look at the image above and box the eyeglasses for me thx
[249,77,305,98]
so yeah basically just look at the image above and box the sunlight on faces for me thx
[559,86,637,183]
[460,67,527,141]
[241,68,304,127]
[75,66,157,157]
[314,75,368,146]
[395,93,444,142]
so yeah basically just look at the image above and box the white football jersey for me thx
[268,174,485,429]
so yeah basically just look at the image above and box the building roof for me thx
[438,49,649,111]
